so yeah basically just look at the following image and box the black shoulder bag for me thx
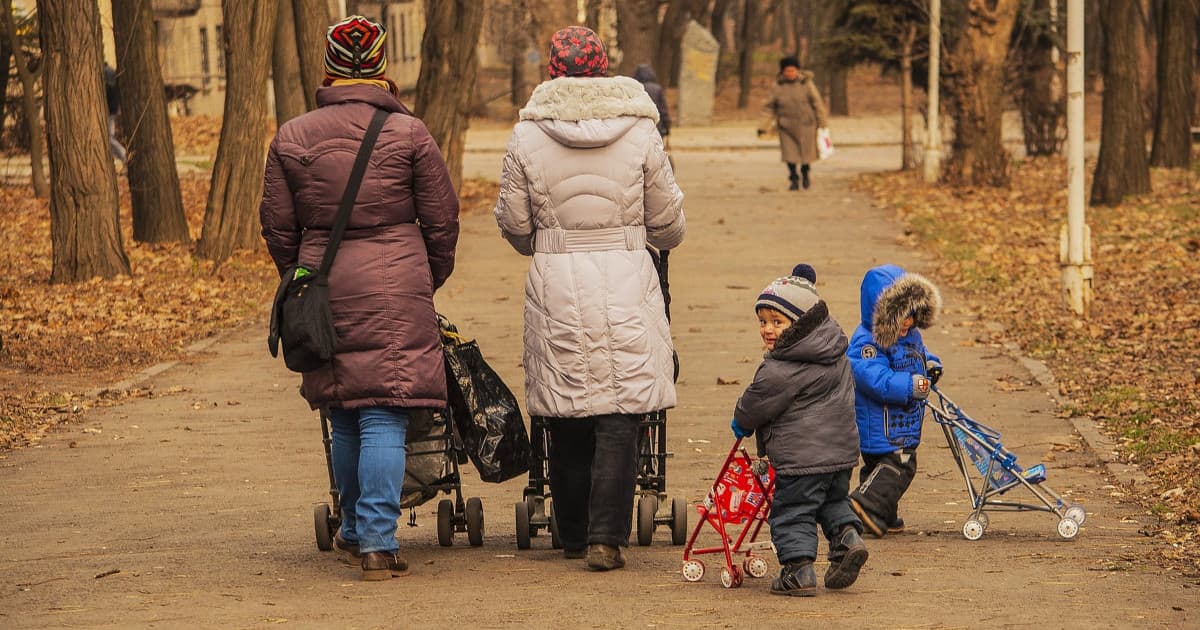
[268,108,389,373]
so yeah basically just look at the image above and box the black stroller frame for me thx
[926,387,1088,540]
[313,405,486,551]
[514,248,688,549]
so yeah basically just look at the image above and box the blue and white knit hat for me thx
[755,264,821,321]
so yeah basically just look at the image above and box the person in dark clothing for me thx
[731,264,868,596]
[632,64,671,139]
[103,64,126,163]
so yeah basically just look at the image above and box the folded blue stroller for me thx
[927,388,1088,540]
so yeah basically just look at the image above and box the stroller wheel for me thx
[1065,504,1087,525]
[437,499,454,547]
[1057,517,1080,540]
[962,519,985,541]
[681,559,705,582]
[720,566,743,589]
[515,502,532,550]
[670,497,688,546]
[743,556,769,579]
[975,511,990,530]
[313,504,334,551]
[466,497,485,547]
[637,495,658,546]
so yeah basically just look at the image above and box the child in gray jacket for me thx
[731,264,868,596]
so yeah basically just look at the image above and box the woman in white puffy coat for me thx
[493,26,685,571]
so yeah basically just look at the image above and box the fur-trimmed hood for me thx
[519,76,660,149]
[859,264,942,349]
[770,302,848,364]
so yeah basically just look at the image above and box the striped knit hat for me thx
[325,16,387,80]
[756,265,822,321]
[547,26,609,78]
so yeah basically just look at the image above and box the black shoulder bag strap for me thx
[268,107,389,357]
[316,106,390,281]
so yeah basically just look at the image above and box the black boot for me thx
[825,525,869,589]
[770,560,817,597]
[801,165,811,189]
[788,174,800,190]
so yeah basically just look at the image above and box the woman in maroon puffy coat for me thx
[258,16,459,581]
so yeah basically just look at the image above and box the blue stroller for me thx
[926,388,1088,540]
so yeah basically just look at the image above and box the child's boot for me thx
[887,516,905,534]
[824,525,869,589]
[770,560,817,596]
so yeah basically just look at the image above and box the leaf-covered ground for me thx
[0,172,499,449]
[857,157,1200,571]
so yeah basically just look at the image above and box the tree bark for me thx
[900,24,915,170]
[1091,0,1151,205]
[112,0,190,245]
[2,2,48,198]
[736,0,760,109]
[292,0,331,112]
[616,0,659,77]
[196,0,277,262]
[585,0,603,32]
[0,27,10,141]
[827,65,848,116]
[37,0,130,282]
[655,0,691,88]
[1148,0,1195,168]
[272,0,307,126]
[942,0,1020,187]
[414,0,484,193]
[528,0,576,81]
[1016,0,1063,157]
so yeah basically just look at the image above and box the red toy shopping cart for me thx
[681,438,776,588]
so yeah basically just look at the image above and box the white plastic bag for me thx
[817,127,834,160]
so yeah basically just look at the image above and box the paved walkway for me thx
[0,130,1190,628]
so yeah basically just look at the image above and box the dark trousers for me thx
[546,413,640,550]
[768,469,859,564]
[853,449,918,523]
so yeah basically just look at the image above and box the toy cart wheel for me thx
[437,499,454,547]
[466,497,485,547]
[720,565,743,589]
[515,502,532,550]
[314,504,334,551]
[1065,504,1087,525]
[548,503,563,550]
[1057,517,1079,540]
[637,495,658,546]
[962,519,985,541]
[681,559,705,582]
[975,512,990,530]
[670,497,688,546]
[743,556,769,579]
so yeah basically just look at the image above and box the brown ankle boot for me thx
[361,551,409,580]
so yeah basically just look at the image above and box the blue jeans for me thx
[328,406,409,554]
[769,469,859,564]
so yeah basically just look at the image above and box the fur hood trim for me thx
[871,272,942,349]
[773,301,829,351]
[520,76,660,123]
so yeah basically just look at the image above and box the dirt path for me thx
[1,140,1194,629]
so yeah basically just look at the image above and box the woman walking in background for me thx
[759,56,827,190]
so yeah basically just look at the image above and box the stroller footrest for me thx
[1022,463,1046,484]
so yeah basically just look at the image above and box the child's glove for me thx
[911,374,931,400]
[926,360,943,385]
[730,418,753,439]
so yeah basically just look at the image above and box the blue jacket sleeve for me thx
[849,340,913,405]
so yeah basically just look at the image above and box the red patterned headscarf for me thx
[325,15,387,80]
[547,26,609,79]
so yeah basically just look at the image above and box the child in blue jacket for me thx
[847,264,943,537]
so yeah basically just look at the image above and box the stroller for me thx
[680,438,776,588]
[312,405,486,550]
[927,387,1088,540]
[514,248,689,549]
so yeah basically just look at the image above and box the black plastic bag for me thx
[440,317,530,483]
[268,268,338,373]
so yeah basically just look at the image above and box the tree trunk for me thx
[1016,0,1063,157]
[528,0,576,82]
[711,0,732,51]
[585,0,603,32]
[272,0,307,126]
[942,0,1020,187]
[900,24,915,170]
[292,0,331,112]
[0,28,10,143]
[1091,0,1151,205]
[828,65,848,116]
[1148,0,1195,168]
[414,0,484,193]
[37,0,130,282]
[616,0,659,77]
[112,0,190,245]
[196,0,277,262]
[2,2,48,198]
[655,0,689,88]
[736,0,760,109]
